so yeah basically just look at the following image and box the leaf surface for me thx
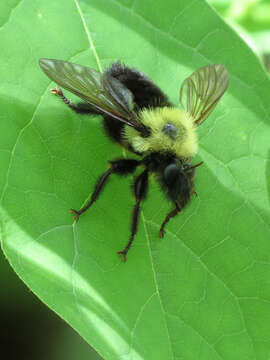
[0,1,270,359]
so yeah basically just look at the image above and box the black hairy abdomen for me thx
[106,62,171,110]
[103,62,172,144]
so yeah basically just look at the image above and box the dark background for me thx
[0,252,102,360]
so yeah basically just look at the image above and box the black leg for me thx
[117,201,140,262]
[188,161,203,170]
[159,207,180,238]
[71,158,140,220]
[51,86,100,115]
[71,167,114,220]
[117,169,149,262]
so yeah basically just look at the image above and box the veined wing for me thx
[180,64,229,126]
[39,58,143,131]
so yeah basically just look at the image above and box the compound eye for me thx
[164,164,179,185]
[162,123,178,140]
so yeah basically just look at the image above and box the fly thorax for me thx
[123,107,198,157]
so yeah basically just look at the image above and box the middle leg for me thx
[117,169,149,262]
[71,158,140,220]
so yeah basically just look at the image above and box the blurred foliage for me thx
[207,0,270,71]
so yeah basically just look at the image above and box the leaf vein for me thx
[74,0,103,71]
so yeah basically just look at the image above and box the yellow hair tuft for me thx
[124,107,198,158]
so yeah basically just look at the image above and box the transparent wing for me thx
[180,64,229,126]
[39,58,141,129]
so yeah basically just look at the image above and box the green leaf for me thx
[1,1,270,359]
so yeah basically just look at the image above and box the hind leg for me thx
[51,86,101,115]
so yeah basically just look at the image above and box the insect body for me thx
[39,59,229,261]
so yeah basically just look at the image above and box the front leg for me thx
[159,207,180,238]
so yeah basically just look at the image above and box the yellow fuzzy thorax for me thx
[124,107,198,158]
